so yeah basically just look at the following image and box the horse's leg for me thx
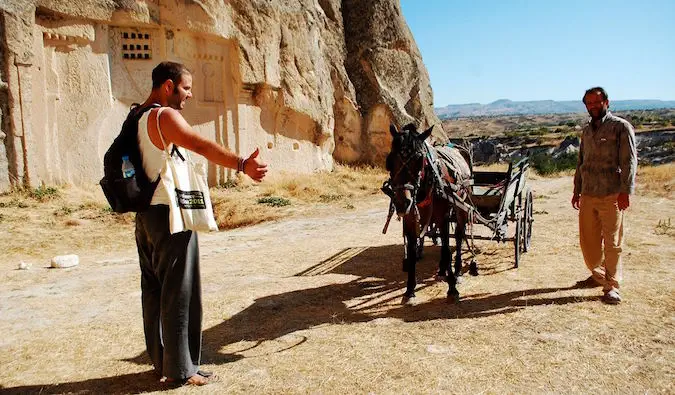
[402,217,418,304]
[416,233,425,261]
[446,213,460,303]
[437,214,451,281]
[454,210,467,278]
[417,206,432,261]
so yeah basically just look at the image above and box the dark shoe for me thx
[602,289,621,305]
[575,275,602,288]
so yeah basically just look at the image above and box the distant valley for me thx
[435,99,675,118]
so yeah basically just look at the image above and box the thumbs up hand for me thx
[243,148,268,182]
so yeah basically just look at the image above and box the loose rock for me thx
[51,255,79,269]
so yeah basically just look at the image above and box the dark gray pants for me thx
[135,205,202,380]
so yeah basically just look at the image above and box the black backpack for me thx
[99,103,161,213]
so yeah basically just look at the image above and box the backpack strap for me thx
[156,107,186,162]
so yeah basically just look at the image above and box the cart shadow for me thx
[413,242,519,277]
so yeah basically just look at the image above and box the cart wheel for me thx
[519,214,527,254]
[514,213,522,268]
[523,190,533,252]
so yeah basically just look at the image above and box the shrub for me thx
[530,152,578,175]
[257,196,291,207]
[30,186,59,201]
[319,194,343,203]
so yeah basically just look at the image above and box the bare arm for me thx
[154,107,267,181]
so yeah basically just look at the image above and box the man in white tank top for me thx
[134,61,267,386]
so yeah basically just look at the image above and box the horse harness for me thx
[383,141,462,218]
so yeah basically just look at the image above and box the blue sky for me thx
[400,0,675,106]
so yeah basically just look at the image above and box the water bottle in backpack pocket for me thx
[121,155,136,178]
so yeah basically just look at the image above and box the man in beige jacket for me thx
[572,87,637,305]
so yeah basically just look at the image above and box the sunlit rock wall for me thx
[0,0,440,190]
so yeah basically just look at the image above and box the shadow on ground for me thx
[200,244,594,361]
[0,371,163,395]
[2,244,595,394]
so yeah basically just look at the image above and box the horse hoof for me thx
[402,295,417,306]
[469,261,479,276]
[447,290,460,304]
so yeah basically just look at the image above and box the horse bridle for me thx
[382,141,431,216]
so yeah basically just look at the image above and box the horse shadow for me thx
[198,244,594,362]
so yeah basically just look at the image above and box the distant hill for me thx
[435,99,675,118]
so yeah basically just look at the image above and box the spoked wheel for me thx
[514,212,522,268]
[523,190,533,252]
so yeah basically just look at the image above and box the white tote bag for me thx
[156,108,218,234]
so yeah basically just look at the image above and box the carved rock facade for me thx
[0,0,440,190]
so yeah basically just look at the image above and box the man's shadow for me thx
[2,244,594,394]
[0,371,161,395]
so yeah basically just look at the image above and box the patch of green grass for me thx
[319,194,343,203]
[505,130,524,138]
[257,196,291,207]
[30,186,60,201]
[0,198,30,208]
[54,206,74,216]
[529,127,547,136]
[78,202,105,210]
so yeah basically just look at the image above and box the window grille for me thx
[121,31,152,60]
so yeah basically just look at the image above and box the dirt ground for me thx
[0,175,673,394]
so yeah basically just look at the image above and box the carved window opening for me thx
[121,31,152,60]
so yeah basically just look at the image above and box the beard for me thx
[588,107,607,121]
[167,93,185,110]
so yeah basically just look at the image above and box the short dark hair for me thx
[151,61,190,89]
[583,87,608,104]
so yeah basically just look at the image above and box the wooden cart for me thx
[429,157,534,267]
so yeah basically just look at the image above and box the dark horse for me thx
[383,123,473,304]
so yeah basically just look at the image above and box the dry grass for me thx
[0,165,388,261]
[0,186,135,261]
[636,163,674,197]
[211,164,386,230]
[1,163,669,262]
[260,163,386,202]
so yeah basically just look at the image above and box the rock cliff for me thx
[0,0,440,190]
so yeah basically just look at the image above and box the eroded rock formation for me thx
[0,0,440,190]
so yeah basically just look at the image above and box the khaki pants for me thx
[579,194,624,292]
